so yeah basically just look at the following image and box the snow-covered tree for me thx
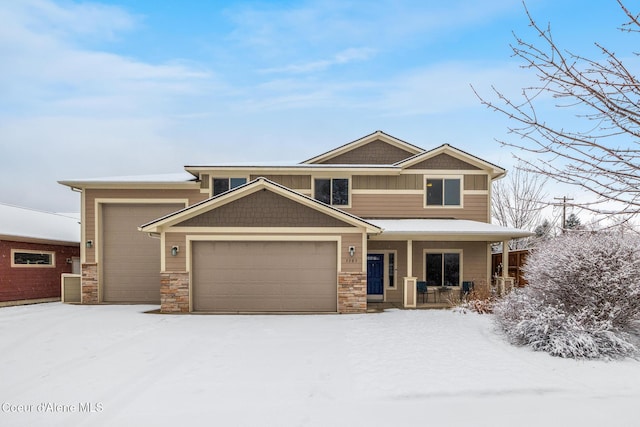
[533,218,554,240]
[494,232,640,359]
[564,213,582,231]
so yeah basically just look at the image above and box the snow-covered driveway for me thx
[0,303,638,426]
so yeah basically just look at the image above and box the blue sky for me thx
[0,0,633,213]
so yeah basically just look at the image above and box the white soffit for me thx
[370,219,534,240]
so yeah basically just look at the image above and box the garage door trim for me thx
[96,198,189,302]
[95,198,189,264]
[187,234,342,312]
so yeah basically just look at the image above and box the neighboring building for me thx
[59,131,532,313]
[492,249,530,287]
[0,203,80,305]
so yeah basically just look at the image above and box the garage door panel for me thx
[102,203,183,303]
[193,241,337,312]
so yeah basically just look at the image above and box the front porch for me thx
[364,219,533,308]
[367,300,455,312]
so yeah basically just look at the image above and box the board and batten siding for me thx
[346,194,489,222]
[353,174,487,191]
[464,175,488,191]
[352,174,423,190]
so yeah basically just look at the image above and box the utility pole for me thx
[554,196,574,233]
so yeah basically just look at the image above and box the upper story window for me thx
[426,178,461,206]
[314,178,349,206]
[11,249,55,268]
[213,177,247,196]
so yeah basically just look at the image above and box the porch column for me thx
[502,240,509,279]
[500,240,510,296]
[407,240,413,277]
[404,240,417,308]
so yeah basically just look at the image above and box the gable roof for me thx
[394,144,506,178]
[0,203,80,245]
[301,130,424,165]
[139,177,381,233]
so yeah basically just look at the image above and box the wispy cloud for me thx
[259,47,376,74]
[0,0,136,42]
[372,61,533,116]
[0,0,222,211]
[0,0,216,119]
[0,0,530,213]
[224,0,518,57]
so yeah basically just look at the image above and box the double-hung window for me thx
[314,178,349,206]
[213,177,247,196]
[426,178,461,206]
[425,251,461,287]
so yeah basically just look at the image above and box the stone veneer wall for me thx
[81,263,99,304]
[160,272,190,313]
[338,272,367,313]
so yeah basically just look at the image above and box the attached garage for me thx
[192,240,338,312]
[101,203,183,303]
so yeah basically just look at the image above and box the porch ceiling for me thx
[368,219,535,242]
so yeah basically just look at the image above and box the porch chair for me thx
[462,281,474,300]
[417,281,435,303]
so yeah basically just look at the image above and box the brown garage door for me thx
[192,241,337,312]
[102,203,183,303]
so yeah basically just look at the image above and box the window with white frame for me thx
[212,177,247,196]
[425,251,461,286]
[314,178,349,206]
[388,252,395,288]
[426,178,461,206]
[11,249,55,267]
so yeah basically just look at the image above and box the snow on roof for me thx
[0,203,80,244]
[371,219,534,240]
[59,172,196,184]
[184,163,399,169]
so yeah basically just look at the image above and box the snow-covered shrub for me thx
[494,232,640,359]
[458,280,495,314]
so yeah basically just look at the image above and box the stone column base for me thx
[160,272,190,313]
[338,272,367,313]
[81,263,99,304]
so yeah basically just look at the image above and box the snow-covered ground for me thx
[0,303,638,427]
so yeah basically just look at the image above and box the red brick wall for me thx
[0,240,80,302]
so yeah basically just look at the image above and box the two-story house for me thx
[59,131,531,313]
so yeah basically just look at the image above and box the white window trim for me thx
[422,249,463,287]
[424,175,464,209]
[11,249,56,268]
[383,250,398,289]
[211,176,249,197]
[312,176,352,208]
[366,250,398,292]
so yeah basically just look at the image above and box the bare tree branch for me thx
[492,164,548,249]
[472,1,640,218]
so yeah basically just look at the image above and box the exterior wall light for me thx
[348,246,356,257]
[86,240,93,249]
[171,246,179,256]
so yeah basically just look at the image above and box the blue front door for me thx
[367,254,384,296]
